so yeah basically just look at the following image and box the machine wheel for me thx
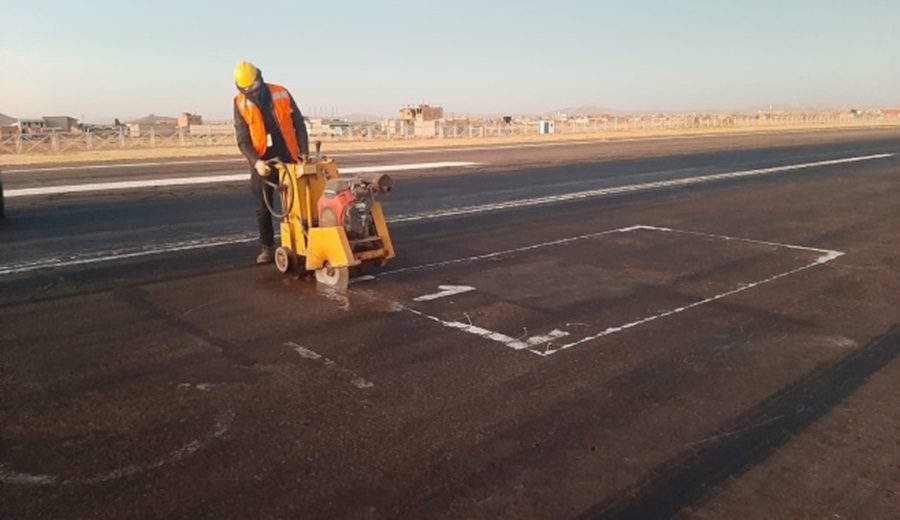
[274,247,294,274]
[315,262,349,289]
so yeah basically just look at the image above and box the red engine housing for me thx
[317,189,354,227]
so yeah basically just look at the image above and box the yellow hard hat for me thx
[233,61,259,89]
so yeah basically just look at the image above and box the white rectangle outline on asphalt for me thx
[390,225,844,357]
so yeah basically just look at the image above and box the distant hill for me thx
[129,114,177,125]
[0,112,17,126]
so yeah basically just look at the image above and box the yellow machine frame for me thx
[270,158,395,285]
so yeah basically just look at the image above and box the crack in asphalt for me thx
[113,286,258,367]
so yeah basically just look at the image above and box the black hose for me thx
[260,158,294,219]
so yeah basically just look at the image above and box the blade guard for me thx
[304,227,358,271]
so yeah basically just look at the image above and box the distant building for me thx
[0,112,17,127]
[126,123,178,137]
[16,119,46,134]
[125,114,179,137]
[189,123,235,136]
[177,112,203,128]
[0,114,80,134]
[306,117,324,135]
[130,114,177,126]
[321,119,352,136]
[382,119,408,138]
[399,104,444,122]
[0,126,18,138]
[881,108,900,117]
[43,116,79,133]
[414,120,439,138]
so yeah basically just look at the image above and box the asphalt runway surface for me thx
[1,129,899,518]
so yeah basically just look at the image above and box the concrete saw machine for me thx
[261,144,395,288]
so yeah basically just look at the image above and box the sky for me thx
[1,0,898,123]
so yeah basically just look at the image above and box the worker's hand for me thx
[254,160,271,176]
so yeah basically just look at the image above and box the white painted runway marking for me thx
[3,161,482,197]
[413,285,476,301]
[394,225,844,356]
[536,227,844,356]
[0,233,259,276]
[526,329,570,346]
[380,225,644,278]
[400,305,532,350]
[285,341,374,389]
[390,153,896,223]
[4,158,245,173]
[343,162,479,173]
[0,154,885,276]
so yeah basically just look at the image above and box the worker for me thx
[233,61,310,264]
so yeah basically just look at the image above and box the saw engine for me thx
[317,173,392,243]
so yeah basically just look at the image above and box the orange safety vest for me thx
[234,83,300,160]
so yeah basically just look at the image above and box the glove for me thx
[254,160,271,176]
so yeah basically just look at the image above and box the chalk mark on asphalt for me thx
[0,409,234,486]
[284,341,374,389]
[0,153,888,276]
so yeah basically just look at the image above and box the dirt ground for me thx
[2,120,899,167]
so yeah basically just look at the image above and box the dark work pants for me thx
[250,169,276,247]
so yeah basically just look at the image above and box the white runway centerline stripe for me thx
[390,153,896,223]
[0,153,891,276]
[3,158,245,174]
[4,161,481,198]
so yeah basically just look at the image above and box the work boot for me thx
[256,246,274,264]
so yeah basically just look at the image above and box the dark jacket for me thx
[234,83,309,163]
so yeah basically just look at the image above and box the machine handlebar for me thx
[260,157,294,219]
[264,157,288,172]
